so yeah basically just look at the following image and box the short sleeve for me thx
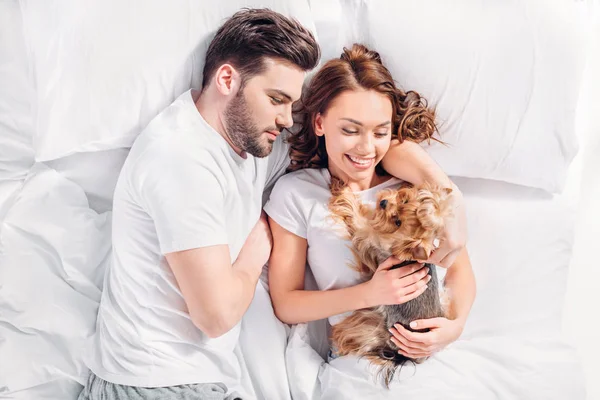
[264,174,307,239]
[136,147,228,254]
[262,132,291,206]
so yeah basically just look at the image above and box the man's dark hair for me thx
[202,8,320,90]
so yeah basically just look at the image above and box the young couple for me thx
[79,8,475,400]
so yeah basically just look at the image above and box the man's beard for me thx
[223,90,277,158]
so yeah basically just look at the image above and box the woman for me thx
[264,44,476,370]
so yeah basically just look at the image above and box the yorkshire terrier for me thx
[328,177,453,387]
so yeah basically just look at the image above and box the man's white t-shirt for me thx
[264,168,445,326]
[89,90,289,392]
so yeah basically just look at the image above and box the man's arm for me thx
[166,212,272,338]
[140,147,272,339]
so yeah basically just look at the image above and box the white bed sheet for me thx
[0,167,585,399]
[242,177,586,400]
[42,149,129,214]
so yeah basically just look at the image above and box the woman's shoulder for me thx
[273,168,330,193]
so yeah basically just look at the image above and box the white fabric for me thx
[280,176,584,399]
[0,2,590,399]
[239,280,292,400]
[0,172,586,399]
[0,0,34,181]
[0,164,111,399]
[88,90,288,393]
[0,180,23,225]
[308,0,343,62]
[264,168,445,326]
[43,149,129,213]
[562,9,600,399]
[18,0,316,162]
[337,0,590,193]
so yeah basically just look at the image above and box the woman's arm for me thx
[382,139,452,187]
[268,217,367,324]
[382,140,467,268]
[389,248,476,359]
[441,247,476,326]
[268,217,430,325]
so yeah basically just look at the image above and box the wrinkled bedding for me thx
[0,169,585,399]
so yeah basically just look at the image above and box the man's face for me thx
[223,58,305,158]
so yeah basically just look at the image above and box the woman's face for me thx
[315,89,393,190]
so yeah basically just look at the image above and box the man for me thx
[80,8,465,400]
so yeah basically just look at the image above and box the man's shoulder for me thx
[130,90,221,161]
[120,132,225,201]
[130,135,215,171]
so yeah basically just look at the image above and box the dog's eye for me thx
[379,199,388,209]
[395,219,402,227]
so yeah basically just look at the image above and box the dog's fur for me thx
[328,177,453,387]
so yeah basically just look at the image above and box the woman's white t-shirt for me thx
[264,168,407,326]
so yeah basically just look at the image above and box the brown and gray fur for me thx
[328,177,453,387]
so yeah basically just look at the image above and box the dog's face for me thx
[329,183,453,387]
[372,185,452,261]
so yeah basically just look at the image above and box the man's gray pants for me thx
[78,372,243,400]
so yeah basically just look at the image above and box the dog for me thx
[327,177,453,387]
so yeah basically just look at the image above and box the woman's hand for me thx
[389,317,464,359]
[380,141,467,268]
[362,256,431,308]
[425,184,467,268]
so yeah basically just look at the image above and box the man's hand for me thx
[166,212,273,338]
[235,211,273,277]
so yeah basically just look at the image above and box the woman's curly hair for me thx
[287,43,440,173]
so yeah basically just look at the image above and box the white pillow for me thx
[339,0,590,193]
[308,0,343,62]
[19,0,316,162]
[0,0,35,181]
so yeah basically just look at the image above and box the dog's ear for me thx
[412,246,429,261]
[395,188,412,205]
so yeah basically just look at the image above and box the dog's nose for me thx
[379,199,388,209]
[380,349,396,360]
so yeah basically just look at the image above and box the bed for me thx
[0,1,596,399]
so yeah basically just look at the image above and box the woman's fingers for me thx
[376,256,403,272]
[389,328,423,351]
[389,262,426,279]
[395,280,429,303]
[390,337,430,358]
[397,273,431,292]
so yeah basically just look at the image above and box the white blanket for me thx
[239,177,585,400]
[0,164,111,399]
[0,165,585,399]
